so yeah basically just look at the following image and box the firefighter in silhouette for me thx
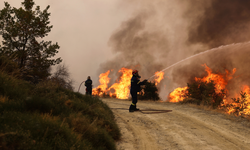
[129,70,147,112]
[85,76,92,95]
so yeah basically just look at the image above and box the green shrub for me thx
[0,72,31,100]
[66,113,117,150]
[0,71,121,150]
[0,55,20,75]
[25,96,55,113]
[0,111,91,150]
[0,100,25,113]
[69,96,121,141]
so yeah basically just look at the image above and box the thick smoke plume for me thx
[98,0,250,100]
[98,0,200,84]
[188,0,250,48]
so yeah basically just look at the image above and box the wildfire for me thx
[195,64,236,93]
[92,70,111,96]
[154,71,164,85]
[226,85,250,115]
[169,64,236,103]
[93,68,165,99]
[169,87,188,102]
[108,68,132,99]
[92,68,133,99]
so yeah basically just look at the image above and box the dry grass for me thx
[0,71,120,150]
[0,95,7,103]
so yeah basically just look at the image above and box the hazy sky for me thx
[1,0,250,98]
[0,0,132,93]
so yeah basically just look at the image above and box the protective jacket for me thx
[130,75,145,93]
[85,79,92,90]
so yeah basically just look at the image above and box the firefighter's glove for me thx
[143,79,148,83]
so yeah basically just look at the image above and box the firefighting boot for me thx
[129,104,135,112]
[134,104,140,111]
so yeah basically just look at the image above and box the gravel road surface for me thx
[102,98,250,150]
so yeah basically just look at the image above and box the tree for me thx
[0,0,62,82]
[50,64,74,90]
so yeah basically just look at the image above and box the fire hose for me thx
[77,80,86,92]
[111,108,172,114]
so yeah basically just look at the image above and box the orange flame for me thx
[226,85,250,115]
[93,68,132,99]
[93,68,165,99]
[154,71,164,85]
[169,64,236,103]
[108,68,133,99]
[169,87,188,102]
[92,70,111,96]
[195,64,236,94]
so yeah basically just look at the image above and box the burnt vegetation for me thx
[179,79,250,118]
[223,92,250,117]
[181,80,225,109]
[138,81,160,101]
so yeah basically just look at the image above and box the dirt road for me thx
[102,98,250,150]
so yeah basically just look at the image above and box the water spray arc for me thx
[147,42,250,80]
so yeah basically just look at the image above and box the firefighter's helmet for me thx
[132,70,138,75]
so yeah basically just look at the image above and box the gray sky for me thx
[0,0,132,93]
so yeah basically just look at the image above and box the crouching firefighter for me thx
[85,76,92,95]
[129,70,147,112]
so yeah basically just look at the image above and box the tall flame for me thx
[108,68,133,99]
[195,64,236,94]
[93,68,132,99]
[93,68,165,99]
[92,70,110,96]
[169,64,236,103]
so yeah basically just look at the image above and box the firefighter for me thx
[129,70,147,112]
[85,76,92,95]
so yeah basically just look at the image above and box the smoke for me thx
[98,0,203,83]
[98,0,250,100]
[179,0,250,99]
[172,42,250,99]
[97,0,207,98]
[188,0,250,48]
[99,12,167,79]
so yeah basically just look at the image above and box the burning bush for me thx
[182,80,226,108]
[168,63,250,118]
[169,64,235,109]
[222,86,250,116]
[138,81,160,101]
[223,92,249,116]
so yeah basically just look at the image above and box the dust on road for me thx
[102,98,250,150]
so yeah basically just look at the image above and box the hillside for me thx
[0,71,121,150]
